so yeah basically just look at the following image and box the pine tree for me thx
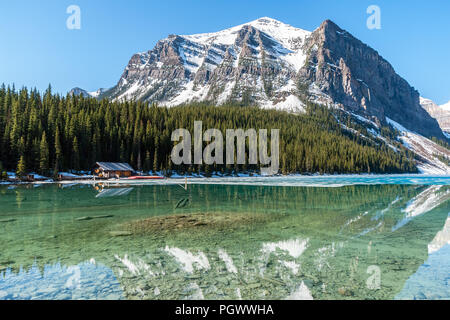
[137,150,142,172]
[144,151,151,173]
[72,136,80,172]
[0,84,422,176]
[153,151,158,173]
[0,161,6,180]
[54,126,63,171]
[120,141,126,162]
[153,137,159,173]
[39,131,49,175]
[16,155,26,179]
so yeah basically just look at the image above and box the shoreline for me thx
[2,173,450,188]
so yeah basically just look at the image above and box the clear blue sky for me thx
[1,0,449,104]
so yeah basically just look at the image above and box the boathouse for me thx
[94,162,135,178]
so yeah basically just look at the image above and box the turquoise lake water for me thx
[0,176,449,300]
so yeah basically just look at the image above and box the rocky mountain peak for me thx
[68,87,91,97]
[421,97,450,134]
[299,20,444,139]
[74,17,445,140]
[318,19,341,31]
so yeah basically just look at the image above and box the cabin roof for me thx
[96,162,134,172]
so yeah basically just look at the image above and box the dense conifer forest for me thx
[0,84,419,178]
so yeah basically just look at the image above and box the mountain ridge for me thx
[71,17,445,141]
[421,97,450,135]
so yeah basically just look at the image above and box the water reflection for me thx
[0,261,123,300]
[96,188,134,198]
[428,215,450,254]
[395,214,450,300]
[396,244,450,300]
[0,182,449,300]
[392,186,450,231]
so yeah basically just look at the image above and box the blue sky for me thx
[0,0,449,104]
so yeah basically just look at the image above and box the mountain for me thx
[69,87,106,98]
[442,101,450,111]
[95,17,311,113]
[69,17,450,173]
[298,20,444,140]
[73,17,444,140]
[421,98,450,134]
[69,87,91,98]
[386,117,450,174]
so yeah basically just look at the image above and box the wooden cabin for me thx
[94,162,135,179]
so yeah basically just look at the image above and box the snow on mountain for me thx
[181,17,311,73]
[68,87,108,98]
[107,17,311,110]
[441,101,450,111]
[420,97,436,108]
[420,97,450,134]
[68,17,450,173]
[386,117,450,174]
[72,17,445,139]
[69,87,91,98]
[89,88,106,98]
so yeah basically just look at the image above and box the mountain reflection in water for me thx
[0,180,449,300]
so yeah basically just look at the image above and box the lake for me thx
[0,176,449,300]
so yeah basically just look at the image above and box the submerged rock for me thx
[117,211,278,236]
[338,287,354,297]
[109,231,133,237]
[175,198,190,209]
[0,260,15,271]
[76,216,93,221]
[76,215,114,221]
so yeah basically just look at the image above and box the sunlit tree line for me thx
[0,84,418,177]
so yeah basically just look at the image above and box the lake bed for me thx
[0,176,449,300]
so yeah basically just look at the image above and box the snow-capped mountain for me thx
[69,87,106,98]
[69,87,91,98]
[385,117,450,174]
[72,17,445,140]
[98,17,311,113]
[441,101,450,111]
[421,97,450,135]
[69,17,450,173]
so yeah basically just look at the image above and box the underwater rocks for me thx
[115,212,276,236]
[0,260,15,272]
[338,287,354,297]
[175,198,190,209]
[76,215,114,221]
[109,231,133,237]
